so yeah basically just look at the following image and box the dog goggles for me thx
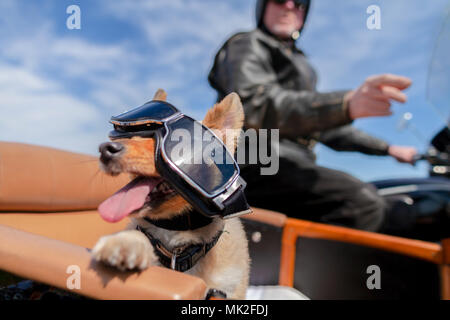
[109,100,251,219]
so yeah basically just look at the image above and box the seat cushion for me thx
[0,225,208,300]
[0,141,130,212]
[0,211,129,248]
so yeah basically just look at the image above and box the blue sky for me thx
[0,0,449,182]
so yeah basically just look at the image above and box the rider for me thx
[208,0,418,231]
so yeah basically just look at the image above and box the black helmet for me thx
[255,0,311,39]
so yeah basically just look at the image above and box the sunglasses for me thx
[109,100,250,218]
[271,0,309,10]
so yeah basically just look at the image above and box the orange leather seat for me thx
[0,141,208,299]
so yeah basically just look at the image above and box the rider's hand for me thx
[344,74,412,120]
[388,145,418,164]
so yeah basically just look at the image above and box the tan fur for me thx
[92,90,250,299]
[153,88,167,101]
[202,92,244,153]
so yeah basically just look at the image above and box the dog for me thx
[91,89,250,299]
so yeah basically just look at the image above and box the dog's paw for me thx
[91,230,157,271]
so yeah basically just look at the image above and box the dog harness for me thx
[136,224,223,272]
[136,209,227,298]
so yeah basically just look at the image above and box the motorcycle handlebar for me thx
[414,150,450,165]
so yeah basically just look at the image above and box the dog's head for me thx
[98,89,244,222]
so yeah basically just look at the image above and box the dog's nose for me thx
[99,142,124,162]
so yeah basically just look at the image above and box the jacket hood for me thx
[255,0,310,39]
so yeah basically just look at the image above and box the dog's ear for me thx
[153,89,167,101]
[202,92,244,153]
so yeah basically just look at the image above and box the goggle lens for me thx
[163,117,238,195]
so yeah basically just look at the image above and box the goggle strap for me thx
[212,176,246,210]
[219,182,252,218]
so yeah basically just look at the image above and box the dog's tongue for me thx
[98,177,162,222]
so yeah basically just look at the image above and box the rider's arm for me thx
[208,33,352,139]
[318,125,389,155]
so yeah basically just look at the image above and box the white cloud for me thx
[103,0,254,47]
[0,64,107,153]
[0,65,57,92]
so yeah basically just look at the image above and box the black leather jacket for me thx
[208,28,389,163]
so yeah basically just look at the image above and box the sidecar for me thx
[0,142,449,300]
